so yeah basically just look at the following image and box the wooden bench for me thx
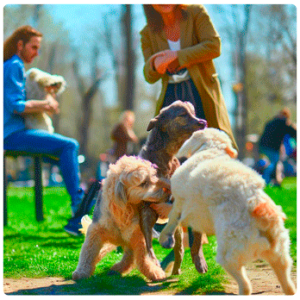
[4,150,44,226]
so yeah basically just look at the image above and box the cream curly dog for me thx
[73,155,171,282]
[25,68,66,133]
[159,128,296,295]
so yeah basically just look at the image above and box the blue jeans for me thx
[4,129,82,213]
[260,146,280,185]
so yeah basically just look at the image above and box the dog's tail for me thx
[79,215,92,235]
[251,190,286,230]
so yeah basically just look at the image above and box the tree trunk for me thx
[123,4,135,111]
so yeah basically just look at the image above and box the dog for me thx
[73,155,171,282]
[159,128,296,295]
[25,68,66,133]
[138,100,208,275]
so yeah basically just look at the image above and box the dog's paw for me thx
[150,269,166,282]
[171,268,181,275]
[192,255,208,274]
[159,234,175,249]
[72,270,91,280]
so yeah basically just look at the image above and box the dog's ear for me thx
[177,138,193,158]
[124,169,148,187]
[225,145,238,158]
[147,117,159,131]
[177,131,204,158]
[115,169,147,203]
[115,180,127,204]
[184,101,196,116]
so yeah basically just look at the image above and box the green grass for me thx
[3,177,297,295]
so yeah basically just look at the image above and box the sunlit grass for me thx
[3,177,296,294]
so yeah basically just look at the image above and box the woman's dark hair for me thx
[143,5,187,32]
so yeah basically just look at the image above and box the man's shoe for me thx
[64,216,83,236]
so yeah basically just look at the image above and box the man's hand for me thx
[45,94,60,114]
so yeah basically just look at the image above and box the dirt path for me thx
[3,262,297,295]
[222,262,297,296]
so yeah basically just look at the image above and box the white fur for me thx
[160,128,296,295]
[25,68,66,133]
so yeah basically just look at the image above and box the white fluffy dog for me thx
[25,68,66,133]
[159,128,296,295]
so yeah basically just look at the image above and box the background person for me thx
[110,110,139,162]
[259,107,296,186]
[4,25,85,236]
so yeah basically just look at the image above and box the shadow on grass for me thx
[5,271,177,295]
[174,272,233,296]
[4,227,84,249]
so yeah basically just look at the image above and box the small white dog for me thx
[25,68,66,133]
[159,128,296,295]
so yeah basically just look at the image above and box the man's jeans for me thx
[260,146,280,185]
[4,129,82,213]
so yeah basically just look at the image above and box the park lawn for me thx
[3,177,297,295]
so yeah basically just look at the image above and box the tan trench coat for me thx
[140,4,237,149]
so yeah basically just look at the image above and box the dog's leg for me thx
[139,202,160,264]
[159,206,181,249]
[109,247,134,275]
[95,243,116,265]
[130,227,166,281]
[138,177,171,265]
[72,222,103,280]
[222,263,252,295]
[190,231,208,274]
[264,250,296,295]
[172,226,184,275]
[158,198,185,274]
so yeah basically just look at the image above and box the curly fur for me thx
[160,128,296,295]
[25,68,66,133]
[73,155,171,282]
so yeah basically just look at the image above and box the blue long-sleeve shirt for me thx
[4,54,27,139]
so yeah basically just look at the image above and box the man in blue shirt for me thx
[259,108,296,186]
[4,25,85,235]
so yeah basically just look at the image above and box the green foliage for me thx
[3,178,296,295]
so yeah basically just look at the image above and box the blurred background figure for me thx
[110,110,139,162]
[258,107,296,187]
[96,153,109,181]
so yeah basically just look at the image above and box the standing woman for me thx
[140,4,237,274]
[141,4,237,149]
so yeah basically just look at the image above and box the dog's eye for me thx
[140,181,149,188]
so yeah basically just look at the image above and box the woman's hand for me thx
[153,50,178,74]
[166,58,182,74]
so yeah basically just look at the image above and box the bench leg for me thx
[4,156,7,226]
[34,156,44,221]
